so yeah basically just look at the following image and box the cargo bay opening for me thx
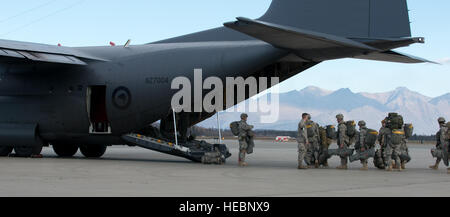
[87,86,111,134]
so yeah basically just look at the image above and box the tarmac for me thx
[0,140,449,197]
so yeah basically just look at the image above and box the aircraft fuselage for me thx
[0,41,287,145]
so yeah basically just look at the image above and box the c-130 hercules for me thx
[0,0,431,161]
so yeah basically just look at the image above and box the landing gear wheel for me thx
[14,146,43,158]
[80,144,107,158]
[53,144,79,157]
[0,146,13,157]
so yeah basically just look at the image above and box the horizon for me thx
[281,85,449,98]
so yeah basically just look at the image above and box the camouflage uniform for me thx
[447,122,450,174]
[378,126,388,151]
[355,121,369,169]
[430,118,448,170]
[305,120,321,167]
[444,122,450,174]
[336,114,350,169]
[318,126,331,167]
[348,134,357,150]
[384,129,401,171]
[374,128,384,169]
[238,116,254,165]
[376,122,390,168]
[297,118,308,168]
[399,135,410,169]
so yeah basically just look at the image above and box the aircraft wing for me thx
[0,39,108,66]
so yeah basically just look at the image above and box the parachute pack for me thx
[319,126,331,148]
[326,125,336,139]
[387,113,404,130]
[403,124,414,139]
[230,121,240,136]
[365,129,379,147]
[346,121,356,137]
[306,121,316,138]
[391,129,405,145]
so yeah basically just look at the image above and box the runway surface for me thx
[0,140,448,197]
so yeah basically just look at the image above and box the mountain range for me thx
[198,86,450,135]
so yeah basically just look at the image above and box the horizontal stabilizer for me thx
[353,50,437,64]
[360,37,425,51]
[224,17,379,61]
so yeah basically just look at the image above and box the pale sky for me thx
[1,0,449,97]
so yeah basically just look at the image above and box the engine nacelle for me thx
[0,123,42,147]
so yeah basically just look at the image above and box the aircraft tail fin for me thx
[259,0,411,39]
[153,0,413,44]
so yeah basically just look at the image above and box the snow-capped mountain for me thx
[199,86,450,135]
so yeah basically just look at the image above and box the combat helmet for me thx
[358,120,366,127]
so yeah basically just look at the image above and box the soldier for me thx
[429,117,448,170]
[318,125,331,168]
[306,114,321,168]
[399,129,410,170]
[297,113,309,169]
[238,113,254,167]
[355,121,369,170]
[384,127,402,172]
[447,122,450,174]
[379,119,388,154]
[374,119,389,169]
[336,114,350,170]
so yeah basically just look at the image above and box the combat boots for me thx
[386,162,393,171]
[447,168,450,174]
[239,162,248,167]
[360,163,368,171]
[393,162,400,170]
[429,163,439,170]
[298,164,308,170]
[401,162,406,170]
[314,160,319,168]
[336,165,348,170]
[239,151,247,167]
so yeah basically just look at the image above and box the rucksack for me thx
[326,125,336,139]
[319,126,331,148]
[391,129,405,145]
[387,113,404,130]
[230,121,240,136]
[403,124,414,139]
[346,121,356,137]
[306,121,316,138]
[365,129,379,147]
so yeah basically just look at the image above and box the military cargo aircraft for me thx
[0,0,431,161]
